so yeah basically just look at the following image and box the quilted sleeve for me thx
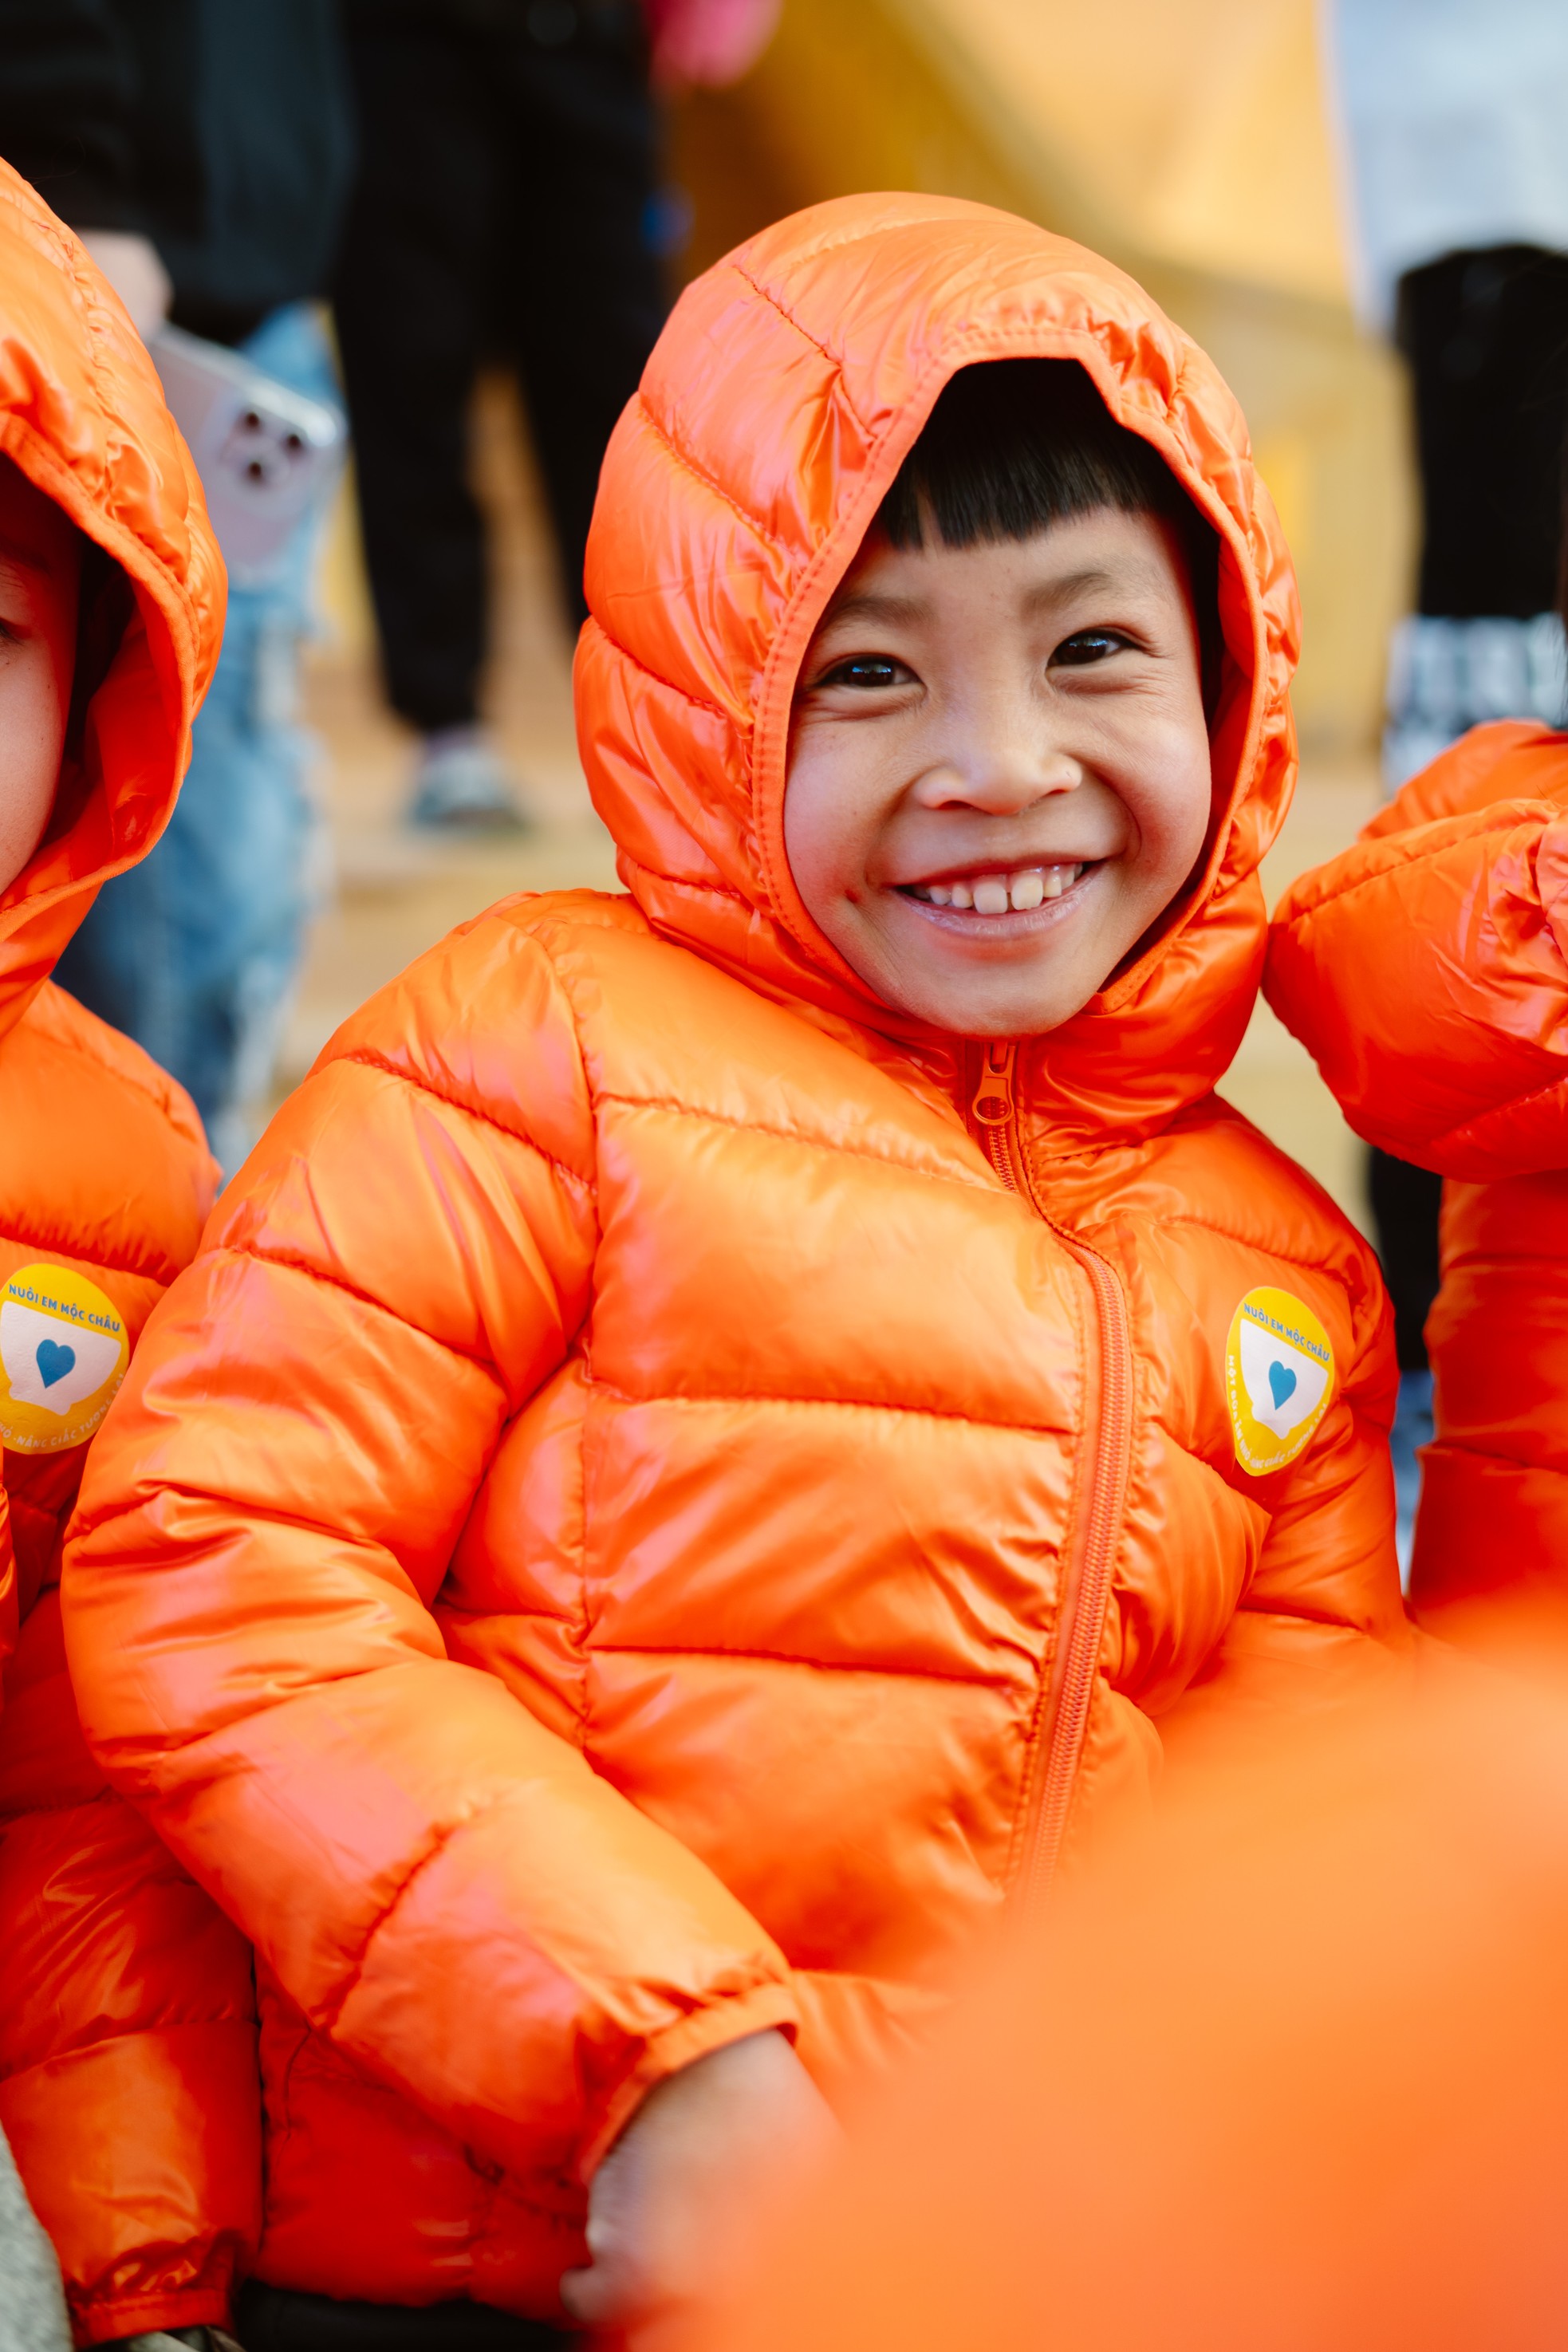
[61,920,798,2185]
[0,1592,260,2346]
[1266,724,1568,1180]
[1161,1251,1411,1754]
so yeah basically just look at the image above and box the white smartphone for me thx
[150,322,345,588]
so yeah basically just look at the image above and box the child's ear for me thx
[66,542,135,759]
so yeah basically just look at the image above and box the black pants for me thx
[333,0,668,733]
[1373,245,1568,1361]
[1397,244,1568,621]
[236,2279,566,2349]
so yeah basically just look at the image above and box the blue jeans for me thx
[57,303,341,1175]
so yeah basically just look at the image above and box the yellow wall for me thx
[670,0,1414,753]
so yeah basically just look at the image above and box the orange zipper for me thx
[970,1039,1133,1919]
[971,1039,1021,1188]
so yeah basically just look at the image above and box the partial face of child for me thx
[785,503,1213,1038]
[0,456,81,895]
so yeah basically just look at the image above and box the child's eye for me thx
[817,654,914,690]
[1051,629,1130,668]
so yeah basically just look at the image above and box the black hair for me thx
[35,535,137,854]
[877,358,1222,703]
[65,537,135,760]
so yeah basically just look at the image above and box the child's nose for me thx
[912,747,1081,814]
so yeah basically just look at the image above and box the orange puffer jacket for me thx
[1268,721,1568,1639]
[65,194,1405,2319]
[0,165,259,2342]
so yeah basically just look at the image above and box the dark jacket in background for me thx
[0,0,355,342]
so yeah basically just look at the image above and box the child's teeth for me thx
[914,864,1082,910]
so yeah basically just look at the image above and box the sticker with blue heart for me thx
[1224,1284,1335,1476]
[0,1262,128,1454]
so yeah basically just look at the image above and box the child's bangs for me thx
[878,358,1193,550]
[877,358,1223,705]
[68,537,136,756]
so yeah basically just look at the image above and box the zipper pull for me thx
[971,1039,1016,1128]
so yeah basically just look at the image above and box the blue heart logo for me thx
[36,1338,76,1389]
[1267,1359,1297,1409]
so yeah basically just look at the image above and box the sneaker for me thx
[409,727,528,831]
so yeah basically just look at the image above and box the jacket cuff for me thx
[73,2283,233,2348]
[580,1980,803,2180]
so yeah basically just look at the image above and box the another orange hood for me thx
[577,193,1299,1152]
[0,162,224,1046]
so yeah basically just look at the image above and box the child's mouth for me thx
[900,862,1085,912]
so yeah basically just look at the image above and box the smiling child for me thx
[62,195,1407,2337]
[0,164,258,2342]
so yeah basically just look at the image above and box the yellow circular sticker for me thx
[0,1263,128,1454]
[1225,1285,1335,1477]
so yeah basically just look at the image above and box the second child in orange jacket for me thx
[0,165,258,2341]
[63,195,1407,2326]
[1269,719,1568,1646]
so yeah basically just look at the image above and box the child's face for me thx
[0,457,81,895]
[785,505,1214,1036]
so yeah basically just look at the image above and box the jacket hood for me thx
[577,192,1300,1156]
[0,162,224,1046]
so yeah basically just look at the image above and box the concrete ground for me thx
[286,378,1377,1231]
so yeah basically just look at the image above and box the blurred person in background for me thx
[333,0,778,829]
[0,0,355,1172]
[1322,0,1568,1566]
